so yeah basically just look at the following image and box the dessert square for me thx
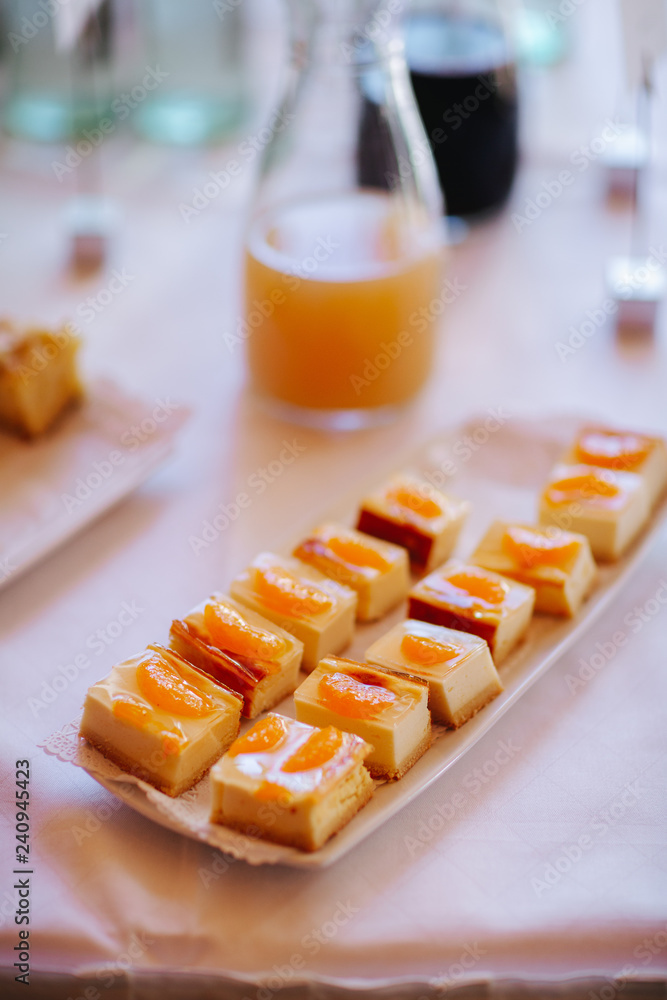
[229,553,357,673]
[0,320,83,437]
[538,462,650,561]
[365,619,503,729]
[294,656,431,780]
[210,713,373,852]
[293,523,409,622]
[408,561,535,664]
[80,643,243,797]
[169,594,303,719]
[471,521,597,617]
[566,426,667,509]
[356,473,469,571]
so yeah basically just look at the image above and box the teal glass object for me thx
[131,0,250,145]
[3,0,114,142]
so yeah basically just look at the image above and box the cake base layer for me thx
[211,760,374,852]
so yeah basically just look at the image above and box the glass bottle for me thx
[243,0,444,431]
[402,0,519,219]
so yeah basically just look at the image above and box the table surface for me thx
[1,1,667,997]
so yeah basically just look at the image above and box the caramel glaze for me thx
[356,509,432,568]
[407,597,497,647]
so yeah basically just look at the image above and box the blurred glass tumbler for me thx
[132,0,249,144]
[243,0,445,430]
[3,0,114,142]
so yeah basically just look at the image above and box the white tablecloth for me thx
[1,1,666,996]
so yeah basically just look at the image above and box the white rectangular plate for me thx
[0,378,187,591]
[41,414,667,869]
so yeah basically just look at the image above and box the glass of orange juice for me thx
[243,0,445,430]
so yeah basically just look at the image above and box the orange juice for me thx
[244,191,442,415]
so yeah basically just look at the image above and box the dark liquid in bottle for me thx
[406,13,519,218]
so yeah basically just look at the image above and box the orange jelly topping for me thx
[401,633,462,666]
[228,714,287,757]
[575,430,651,471]
[427,568,507,613]
[318,671,396,719]
[546,473,620,506]
[112,697,186,753]
[281,726,343,773]
[161,730,187,756]
[252,564,332,618]
[325,535,390,572]
[136,652,215,718]
[204,601,286,661]
[502,526,580,569]
[113,699,149,726]
[387,484,442,520]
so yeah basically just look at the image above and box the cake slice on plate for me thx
[230,553,357,672]
[356,473,469,571]
[293,523,409,622]
[210,713,373,852]
[471,521,597,617]
[408,561,535,664]
[80,643,243,797]
[366,619,503,728]
[294,655,431,779]
[170,594,303,718]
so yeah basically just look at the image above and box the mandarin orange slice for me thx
[401,632,462,666]
[426,568,507,612]
[227,714,287,757]
[318,671,396,719]
[575,430,650,471]
[136,652,215,718]
[113,698,149,727]
[252,564,332,618]
[387,484,442,519]
[161,729,187,756]
[445,570,506,605]
[281,726,343,773]
[502,526,580,568]
[325,535,390,572]
[546,473,619,505]
[204,601,286,661]
[254,780,291,802]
